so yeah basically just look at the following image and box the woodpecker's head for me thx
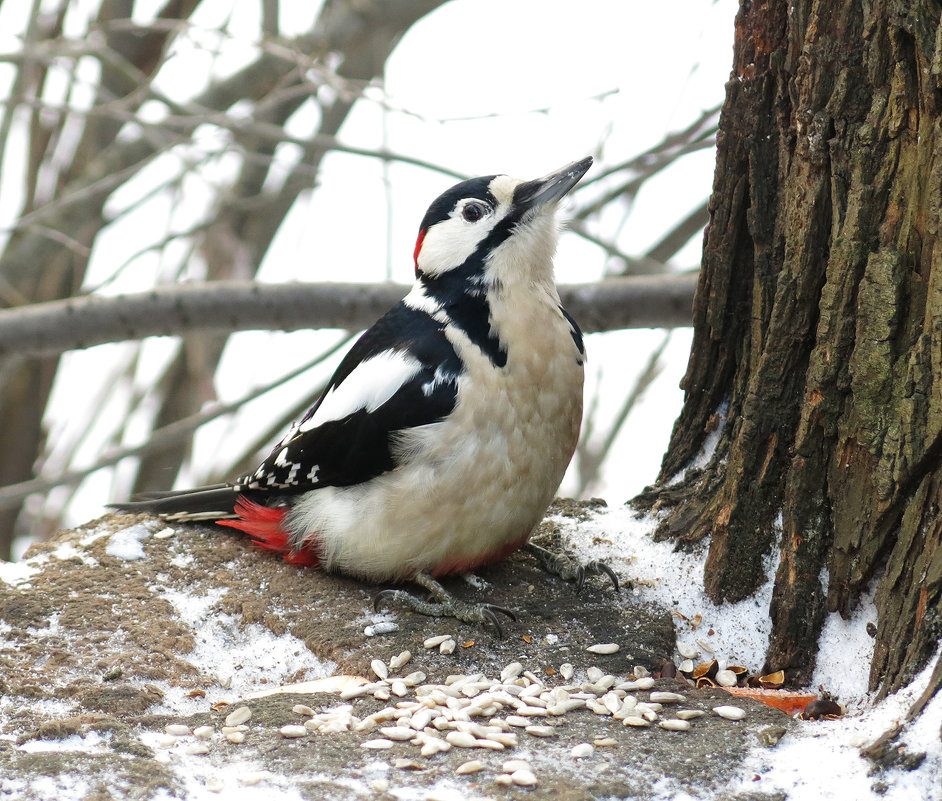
[412,157,592,290]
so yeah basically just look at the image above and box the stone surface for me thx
[0,502,794,800]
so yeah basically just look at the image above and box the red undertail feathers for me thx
[217,496,319,567]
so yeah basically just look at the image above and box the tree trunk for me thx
[640,0,942,700]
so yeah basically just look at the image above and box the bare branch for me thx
[0,274,698,358]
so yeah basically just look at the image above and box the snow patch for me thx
[156,587,335,713]
[106,523,150,560]
[730,651,942,801]
[812,580,879,709]
[552,504,777,671]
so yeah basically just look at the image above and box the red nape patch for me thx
[413,228,426,276]
[217,496,320,567]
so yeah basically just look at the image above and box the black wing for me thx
[235,302,462,493]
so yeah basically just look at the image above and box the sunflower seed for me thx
[446,731,479,747]
[224,707,252,727]
[439,638,457,655]
[559,663,574,680]
[456,760,484,774]
[362,738,396,749]
[715,669,738,687]
[164,724,190,736]
[675,709,705,720]
[193,725,215,740]
[364,621,399,636]
[659,719,691,731]
[571,743,594,758]
[279,725,308,738]
[371,659,389,680]
[524,725,557,737]
[511,769,538,786]
[623,716,650,727]
[184,743,210,755]
[389,650,412,670]
[379,726,416,741]
[650,691,686,704]
[587,643,620,655]
[501,662,524,682]
[713,705,746,721]
[424,634,452,648]
[594,737,618,746]
[402,671,427,687]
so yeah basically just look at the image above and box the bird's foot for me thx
[525,542,620,593]
[373,571,516,637]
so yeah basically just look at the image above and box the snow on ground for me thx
[555,503,942,801]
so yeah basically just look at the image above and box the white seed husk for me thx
[587,643,620,654]
[371,659,389,680]
[571,742,594,758]
[678,659,695,673]
[363,621,399,636]
[402,671,427,686]
[379,726,416,741]
[524,725,557,737]
[501,662,524,682]
[511,769,538,786]
[659,719,692,731]
[389,650,412,670]
[715,669,738,687]
[439,638,457,655]
[164,724,190,736]
[650,691,686,704]
[224,707,252,727]
[361,738,396,749]
[445,731,478,747]
[559,663,574,680]
[586,667,604,683]
[713,705,746,721]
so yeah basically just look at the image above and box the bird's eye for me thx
[461,201,488,223]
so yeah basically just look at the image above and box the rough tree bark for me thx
[639,0,942,702]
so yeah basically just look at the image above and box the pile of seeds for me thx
[153,636,750,788]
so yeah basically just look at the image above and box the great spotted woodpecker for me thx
[113,157,616,632]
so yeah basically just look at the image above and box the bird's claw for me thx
[372,572,517,637]
[526,543,620,593]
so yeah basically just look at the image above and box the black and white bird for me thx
[114,157,616,631]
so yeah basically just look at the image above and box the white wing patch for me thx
[300,350,423,431]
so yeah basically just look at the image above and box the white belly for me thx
[285,291,584,582]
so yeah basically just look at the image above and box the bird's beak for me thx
[513,157,593,211]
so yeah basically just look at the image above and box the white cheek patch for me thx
[416,189,515,276]
[300,350,422,430]
[416,215,495,275]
